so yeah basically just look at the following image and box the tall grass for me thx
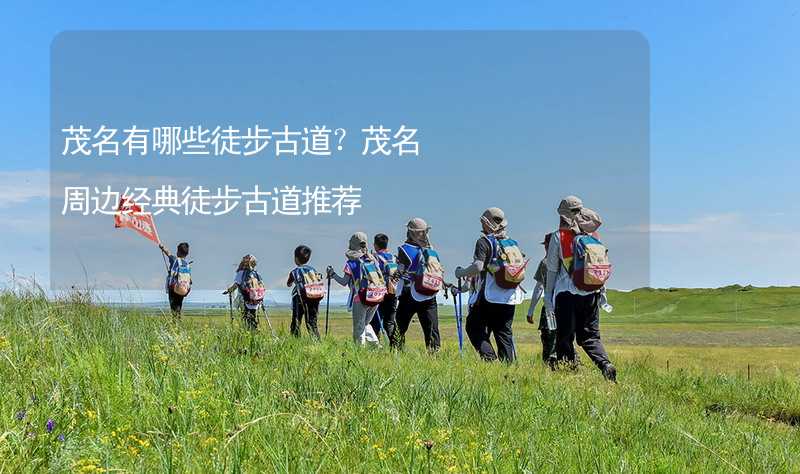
[1,292,798,473]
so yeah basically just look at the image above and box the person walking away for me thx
[224,254,265,330]
[455,208,526,362]
[527,234,557,366]
[327,232,385,345]
[543,196,617,382]
[370,233,401,345]
[287,245,325,340]
[159,242,191,320]
[394,218,444,353]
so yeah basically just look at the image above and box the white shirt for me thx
[545,231,596,304]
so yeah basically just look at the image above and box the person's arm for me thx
[286,271,295,287]
[599,288,613,313]
[224,272,242,295]
[455,238,488,279]
[327,266,351,287]
[527,281,544,324]
[543,233,560,317]
[158,243,171,257]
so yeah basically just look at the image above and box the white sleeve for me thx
[528,281,544,315]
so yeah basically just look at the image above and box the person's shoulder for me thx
[477,234,492,246]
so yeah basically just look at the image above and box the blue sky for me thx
[1,0,799,292]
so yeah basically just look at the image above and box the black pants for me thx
[554,292,611,370]
[370,293,398,344]
[394,291,440,352]
[538,306,557,364]
[291,295,320,339]
[242,307,258,330]
[465,294,516,362]
[168,290,184,318]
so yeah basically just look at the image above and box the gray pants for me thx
[352,300,379,345]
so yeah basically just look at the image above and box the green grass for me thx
[1,288,800,472]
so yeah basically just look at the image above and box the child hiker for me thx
[159,242,191,320]
[223,254,265,330]
[370,233,401,346]
[286,245,324,340]
[327,232,386,346]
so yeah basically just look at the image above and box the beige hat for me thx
[559,195,583,213]
[406,217,431,248]
[407,217,430,232]
[481,207,507,231]
[558,195,584,232]
[575,208,603,233]
[346,232,369,260]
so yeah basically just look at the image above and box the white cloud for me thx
[0,170,49,207]
[615,213,741,234]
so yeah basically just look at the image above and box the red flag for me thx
[114,197,160,244]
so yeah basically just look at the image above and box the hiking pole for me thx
[261,302,277,339]
[456,277,464,356]
[227,292,234,323]
[158,242,169,270]
[325,271,332,336]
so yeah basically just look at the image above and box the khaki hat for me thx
[576,208,603,233]
[407,217,430,232]
[481,207,507,230]
[560,195,583,212]
[346,232,369,260]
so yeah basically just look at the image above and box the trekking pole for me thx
[228,292,234,323]
[158,242,169,270]
[456,277,464,356]
[261,302,277,339]
[325,272,332,336]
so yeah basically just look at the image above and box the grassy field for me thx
[1,286,799,472]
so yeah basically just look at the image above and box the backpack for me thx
[413,248,444,296]
[349,258,387,306]
[169,258,192,296]
[240,269,266,304]
[570,234,612,291]
[374,251,399,295]
[485,235,529,289]
[295,265,326,301]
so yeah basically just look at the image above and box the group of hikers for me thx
[158,195,617,382]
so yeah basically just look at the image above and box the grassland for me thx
[1,286,799,472]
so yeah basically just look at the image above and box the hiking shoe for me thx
[602,364,618,383]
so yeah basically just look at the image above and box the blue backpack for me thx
[169,258,192,296]
[347,258,387,306]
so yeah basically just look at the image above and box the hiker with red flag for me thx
[544,196,616,382]
[159,242,191,319]
[113,197,192,320]
[455,208,526,362]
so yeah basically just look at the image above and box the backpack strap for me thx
[483,234,498,261]
[400,243,420,274]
